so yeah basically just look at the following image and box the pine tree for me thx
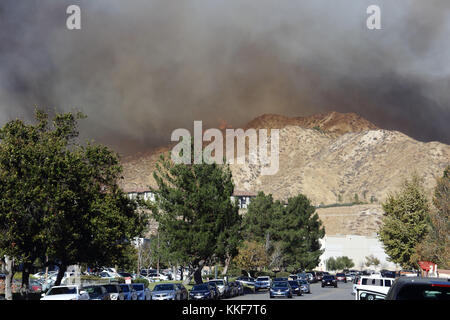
[378,176,429,269]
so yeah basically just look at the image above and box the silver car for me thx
[151,283,181,300]
[298,279,311,294]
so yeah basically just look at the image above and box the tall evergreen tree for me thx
[274,194,325,272]
[379,176,429,269]
[149,150,241,284]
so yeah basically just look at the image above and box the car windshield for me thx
[337,273,345,276]
[299,280,308,284]
[208,282,217,287]
[323,276,334,280]
[209,280,224,285]
[288,281,298,286]
[192,284,209,291]
[257,277,269,281]
[132,284,144,290]
[397,284,450,300]
[103,285,118,293]
[85,286,103,296]
[154,284,175,291]
[272,281,289,288]
[47,287,77,295]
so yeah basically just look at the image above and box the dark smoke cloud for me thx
[0,0,449,155]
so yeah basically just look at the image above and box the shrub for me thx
[132,278,149,288]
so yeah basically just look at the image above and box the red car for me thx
[335,273,347,283]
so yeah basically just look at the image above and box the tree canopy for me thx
[378,175,429,269]
[149,149,241,284]
[0,110,146,294]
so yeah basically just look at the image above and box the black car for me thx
[206,282,220,299]
[321,275,337,288]
[175,283,189,300]
[233,281,245,296]
[381,270,397,279]
[189,284,215,300]
[386,277,450,300]
[288,280,302,296]
[228,282,238,297]
[84,285,111,300]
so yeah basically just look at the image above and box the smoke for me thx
[0,0,449,155]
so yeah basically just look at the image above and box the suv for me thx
[208,279,230,298]
[356,277,450,300]
[40,285,89,300]
[321,275,337,288]
[354,276,394,299]
[255,276,272,291]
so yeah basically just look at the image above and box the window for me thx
[384,280,392,287]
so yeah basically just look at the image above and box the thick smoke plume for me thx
[0,0,449,155]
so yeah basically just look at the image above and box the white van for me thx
[354,276,395,300]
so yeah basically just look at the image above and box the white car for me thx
[40,285,89,300]
[354,276,394,300]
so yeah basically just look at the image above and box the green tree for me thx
[273,194,325,272]
[378,176,429,269]
[335,256,355,270]
[234,241,268,277]
[365,255,380,268]
[415,166,450,268]
[0,110,146,297]
[326,257,337,271]
[243,192,281,243]
[149,150,241,284]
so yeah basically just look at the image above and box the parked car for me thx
[175,283,189,300]
[254,276,272,291]
[321,275,337,288]
[40,285,89,300]
[345,273,354,282]
[274,277,289,282]
[119,284,138,300]
[380,270,397,279]
[84,285,110,300]
[151,283,181,300]
[298,279,311,294]
[208,279,230,298]
[228,281,239,297]
[206,282,220,299]
[132,283,151,300]
[98,271,118,279]
[306,271,318,283]
[288,274,298,281]
[233,281,245,296]
[236,276,255,286]
[189,284,215,300]
[385,277,450,300]
[336,273,347,283]
[117,272,133,279]
[288,280,302,296]
[269,281,293,299]
[29,279,43,293]
[315,271,325,281]
[103,284,125,300]
[354,276,395,299]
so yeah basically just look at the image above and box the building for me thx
[317,234,398,271]
[125,188,256,210]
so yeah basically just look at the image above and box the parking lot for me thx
[229,281,354,300]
